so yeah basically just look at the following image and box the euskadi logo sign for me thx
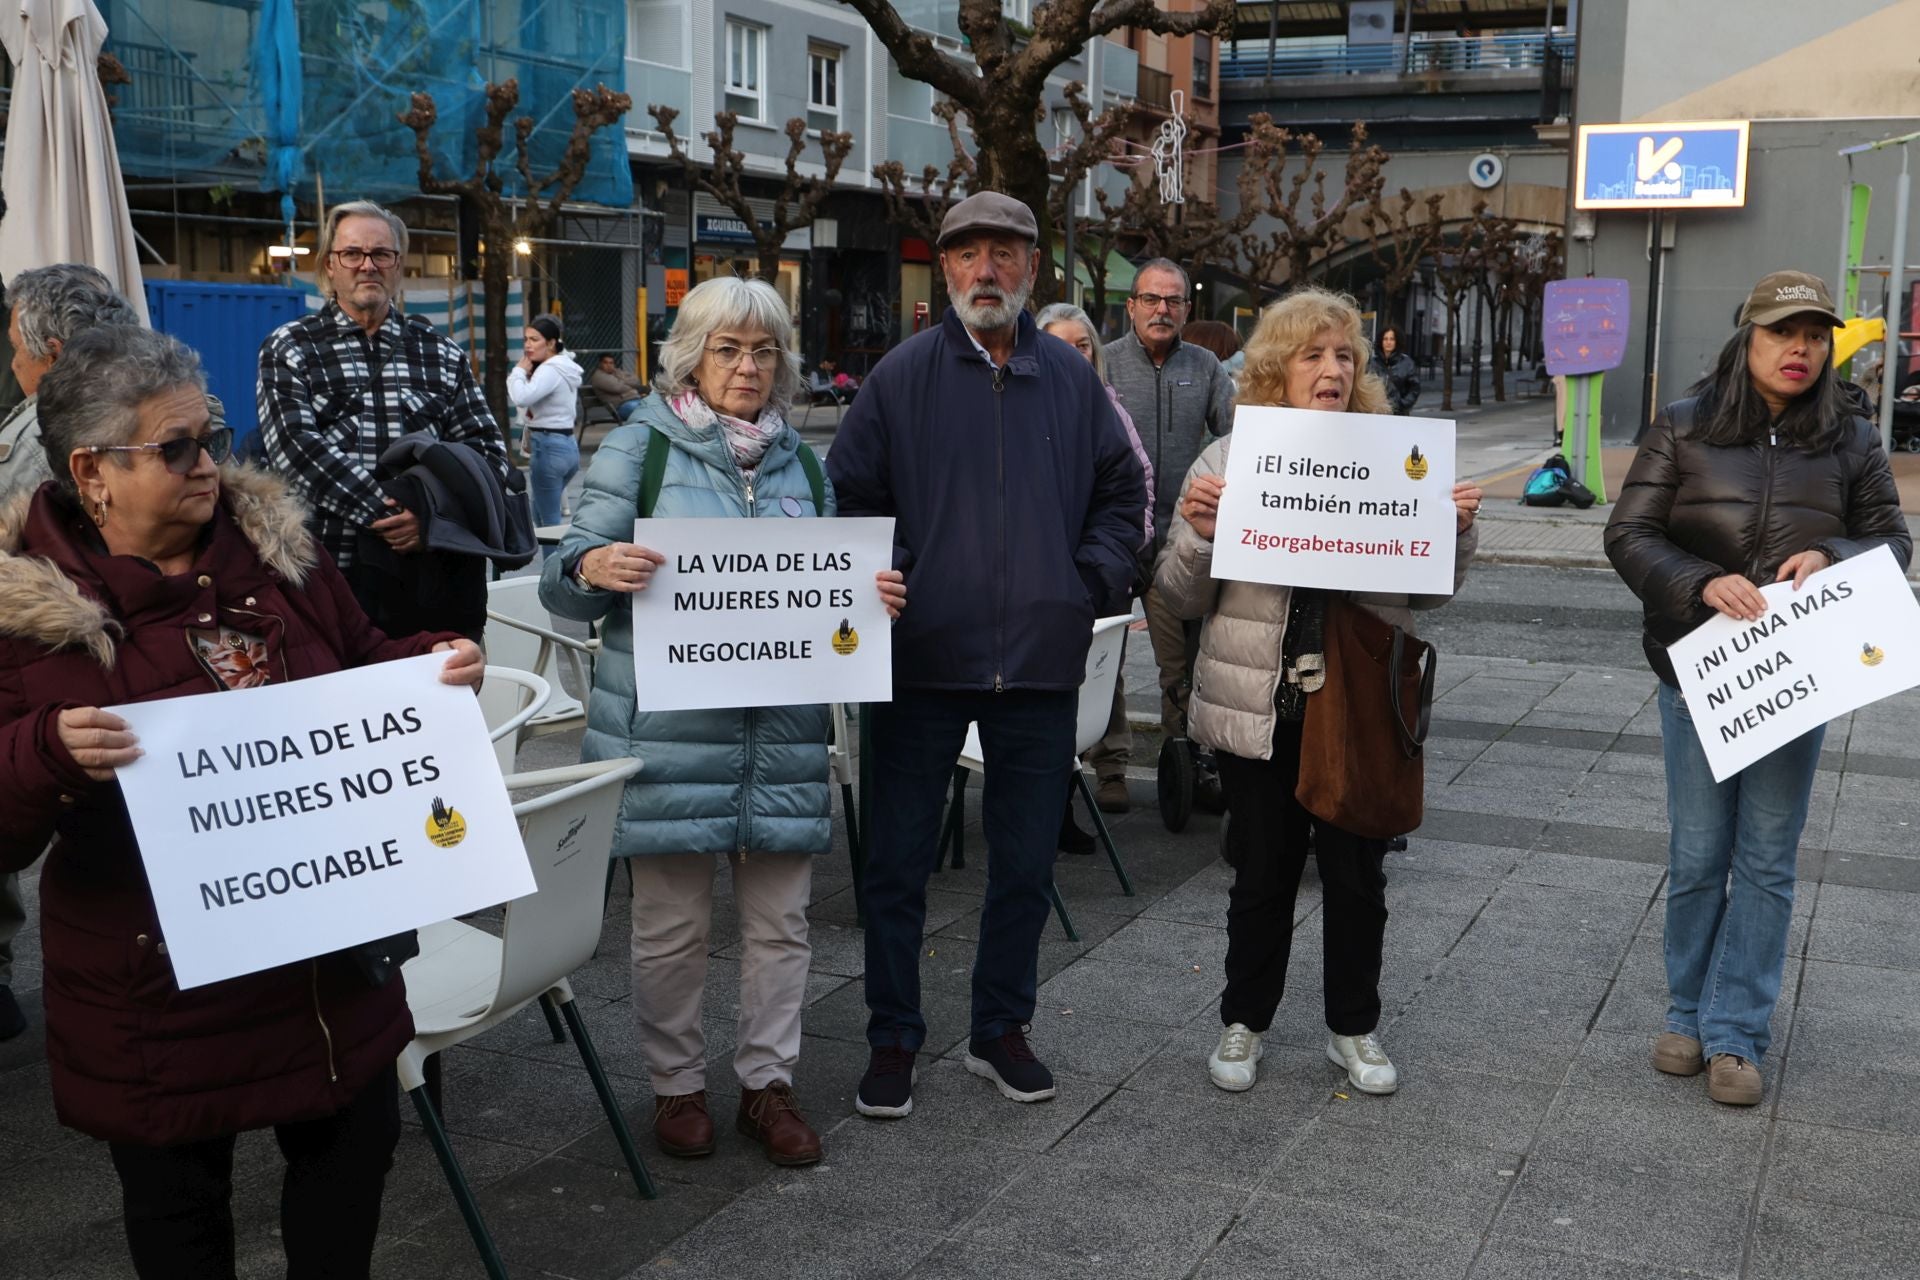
[1576,120,1751,210]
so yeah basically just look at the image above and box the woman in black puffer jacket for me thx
[1605,270,1909,1109]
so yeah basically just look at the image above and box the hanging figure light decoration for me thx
[1152,89,1188,205]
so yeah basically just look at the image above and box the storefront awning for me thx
[1052,247,1137,295]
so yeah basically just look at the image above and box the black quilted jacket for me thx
[1605,396,1911,685]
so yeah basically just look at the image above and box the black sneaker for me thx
[965,1027,1057,1102]
[0,986,24,1042]
[855,1045,916,1118]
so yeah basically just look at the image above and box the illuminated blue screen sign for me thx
[1575,120,1750,211]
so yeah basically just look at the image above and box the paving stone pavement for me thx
[5,651,1919,1280]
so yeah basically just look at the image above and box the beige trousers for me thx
[1144,583,1194,738]
[626,852,812,1095]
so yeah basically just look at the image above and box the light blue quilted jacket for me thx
[538,395,836,858]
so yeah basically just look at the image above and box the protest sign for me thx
[1668,545,1920,781]
[1208,406,1458,594]
[630,516,896,711]
[108,653,533,990]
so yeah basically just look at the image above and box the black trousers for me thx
[1216,719,1389,1037]
[107,1065,401,1280]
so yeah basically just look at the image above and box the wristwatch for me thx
[571,555,601,592]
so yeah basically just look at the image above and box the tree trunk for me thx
[481,216,514,433]
[971,105,1058,304]
[758,244,784,282]
[1491,302,1510,402]
[1441,302,1461,411]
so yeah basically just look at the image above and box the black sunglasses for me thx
[89,426,234,475]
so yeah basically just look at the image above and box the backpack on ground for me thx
[1522,453,1575,507]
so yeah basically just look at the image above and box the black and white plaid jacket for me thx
[257,300,508,569]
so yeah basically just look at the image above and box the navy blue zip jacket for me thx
[828,308,1147,692]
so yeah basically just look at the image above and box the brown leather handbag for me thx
[1295,599,1436,840]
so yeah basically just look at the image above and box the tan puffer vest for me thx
[1153,435,1479,761]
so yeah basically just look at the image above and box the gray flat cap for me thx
[938,191,1038,247]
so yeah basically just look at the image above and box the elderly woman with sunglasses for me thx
[0,325,482,1280]
[543,276,904,1168]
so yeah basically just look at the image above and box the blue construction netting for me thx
[101,0,632,213]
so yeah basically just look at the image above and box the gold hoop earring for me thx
[90,493,109,527]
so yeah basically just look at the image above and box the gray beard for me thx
[953,279,1033,332]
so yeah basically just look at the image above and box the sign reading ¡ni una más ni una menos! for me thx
[1667,544,1920,782]
[108,653,533,990]
[630,516,896,712]
[1208,406,1458,595]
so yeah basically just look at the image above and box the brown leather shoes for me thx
[737,1081,823,1166]
[652,1090,715,1157]
[1706,1054,1763,1106]
[1652,1032,1705,1076]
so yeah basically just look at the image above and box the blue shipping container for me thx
[144,280,306,457]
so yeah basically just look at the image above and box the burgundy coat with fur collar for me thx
[0,467,451,1146]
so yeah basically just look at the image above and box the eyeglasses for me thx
[331,247,400,269]
[1131,292,1189,311]
[89,427,233,475]
[705,344,782,370]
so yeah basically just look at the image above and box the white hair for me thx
[654,277,801,415]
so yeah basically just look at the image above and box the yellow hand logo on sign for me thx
[830,618,860,655]
[1862,642,1886,668]
[425,796,469,848]
[1404,445,1429,481]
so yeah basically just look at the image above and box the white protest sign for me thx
[1208,405,1458,595]
[1668,544,1920,782]
[108,653,533,990]
[631,516,895,712]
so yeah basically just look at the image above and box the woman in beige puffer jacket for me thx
[1153,288,1482,1100]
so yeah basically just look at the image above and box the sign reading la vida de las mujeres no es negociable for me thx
[630,516,896,712]
[109,653,532,989]
[1669,545,1920,782]
[1209,406,1458,596]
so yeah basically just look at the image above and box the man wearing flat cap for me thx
[829,192,1146,1119]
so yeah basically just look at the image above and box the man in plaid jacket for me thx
[257,199,508,635]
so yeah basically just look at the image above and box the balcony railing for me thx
[625,57,691,123]
[1220,31,1574,83]
[1135,65,1173,107]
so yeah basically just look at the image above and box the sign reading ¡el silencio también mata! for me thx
[1667,545,1920,783]
[1209,406,1458,596]
[108,654,533,990]
[629,516,896,712]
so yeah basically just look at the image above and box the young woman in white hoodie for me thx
[508,314,584,524]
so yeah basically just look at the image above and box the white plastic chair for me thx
[479,666,549,775]
[937,615,1136,940]
[829,702,862,864]
[398,758,650,1280]
[484,577,598,737]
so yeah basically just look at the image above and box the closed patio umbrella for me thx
[0,0,148,321]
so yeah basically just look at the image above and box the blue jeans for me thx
[1657,682,1822,1064]
[528,430,580,526]
[862,688,1076,1051]
[617,397,645,420]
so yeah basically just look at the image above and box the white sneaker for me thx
[1327,1031,1399,1095]
[1208,1023,1263,1092]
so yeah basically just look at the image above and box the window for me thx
[724,20,766,121]
[1192,32,1213,99]
[1004,0,1031,22]
[808,44,840,134]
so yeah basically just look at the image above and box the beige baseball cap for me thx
[1739,270,1844,328]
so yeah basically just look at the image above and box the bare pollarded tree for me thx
[838,0,1234,302]
[400,79,631,422]
[649,106,853,282]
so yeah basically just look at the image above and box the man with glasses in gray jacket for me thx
[1100,259,1234,815]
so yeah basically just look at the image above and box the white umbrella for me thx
[0,0,148,321]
